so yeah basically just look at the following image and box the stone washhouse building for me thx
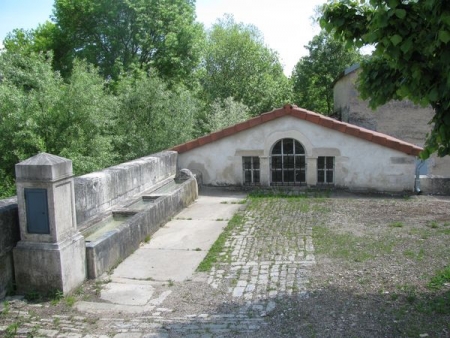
[172,104,422,193]
[333,64,450,179]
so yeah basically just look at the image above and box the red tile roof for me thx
[171,104,423,156]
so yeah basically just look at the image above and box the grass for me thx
[94,278,111,295]
[403,247,425,261]
[49,289,64,306]
[389,221,404,228]
[427,220,439,228]
[1,301,10,315]
[313,224,395,262]
[428,266,450,290]
[196,212,245,272]
[5,322,19,338]
[65,295,76,307]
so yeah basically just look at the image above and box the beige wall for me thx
[178,116,416,192]
[334,69,450,177]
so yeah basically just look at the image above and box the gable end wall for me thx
[178,116,415,192]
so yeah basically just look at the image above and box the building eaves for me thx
[171,104,423,157]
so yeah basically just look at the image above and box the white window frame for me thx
[242,156,260,186]
[317,156,335,184]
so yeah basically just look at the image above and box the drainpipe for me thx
[415,159,425,194]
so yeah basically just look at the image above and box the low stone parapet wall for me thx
[420,176,450,195]
[0,198,20,299]
[0,150,188,299]
[75,151,177,225]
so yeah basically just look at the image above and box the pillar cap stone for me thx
[15,152,73,182]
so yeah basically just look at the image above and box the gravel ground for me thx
[1,191,449,338]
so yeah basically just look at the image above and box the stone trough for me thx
[80,177,198,279]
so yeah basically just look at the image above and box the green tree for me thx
[200,15,291,115]
[3,23,77,78]
[202,97,250,133]
[113,71,198,161]
[321,0,450,158]
[52,0,203,82]
[3,22,55,54]
[291,30,362,115]
[0,51,117,197]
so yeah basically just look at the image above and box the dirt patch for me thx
[260,193,450,338]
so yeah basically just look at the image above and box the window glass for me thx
[272,170,282,183]
[272,156,282,169]
[272,141,282,154]
[318,156,324,167]
[317,156,334,184]
[318,170,325,182]
[284,139,294,154]
[243,156,260,185]
[243,157,251,170]
[326,170,334,183]
[253,159,260,170]
[285,156,295,169]
[254,170,260,183]
[296,156,306,168]
[295,141,305,154]
[326,157,334,169]
[270,138,306,185]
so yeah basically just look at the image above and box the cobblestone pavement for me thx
[0,196,317,337]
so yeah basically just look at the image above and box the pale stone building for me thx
[173,104,421,193]
[333,64,450,178]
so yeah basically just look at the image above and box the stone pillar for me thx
[13,153,86,295]
[259,156,270,186]
[306,156,318,187]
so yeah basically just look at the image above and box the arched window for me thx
[270,138,306,185]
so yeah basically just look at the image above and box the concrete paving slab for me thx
[112,249,206,281]
[100,282,154,305]
[197,187,247,200]
[75,187,249,316]
[175,202,243,220]
[143,219,226,250]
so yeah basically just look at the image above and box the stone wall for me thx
[75,151,177,225]
[0,198,20,299]
[420,176,450,195]
[0,151,180,298]
[334,67,450,178]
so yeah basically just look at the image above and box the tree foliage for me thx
[52,0,203,82]
[113,71,199,162]
[202,97,250,133]
[321,0,450,158]
[201,15,291,115]
[291,30,362,115]
[0,51,116,182]
[0,3,313,197]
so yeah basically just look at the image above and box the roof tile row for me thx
[172,104,423,156]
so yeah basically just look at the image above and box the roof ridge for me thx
[171,104,423,156]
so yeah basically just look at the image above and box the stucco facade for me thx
[333,66,450,177]
[173,105,421,193]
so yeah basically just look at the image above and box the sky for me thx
[0,0,327,75]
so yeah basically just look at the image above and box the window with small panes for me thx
[317,156,334,184]
[242,157,260,185]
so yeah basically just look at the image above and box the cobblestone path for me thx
[0,196,317,337]
[207,198,315,302]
